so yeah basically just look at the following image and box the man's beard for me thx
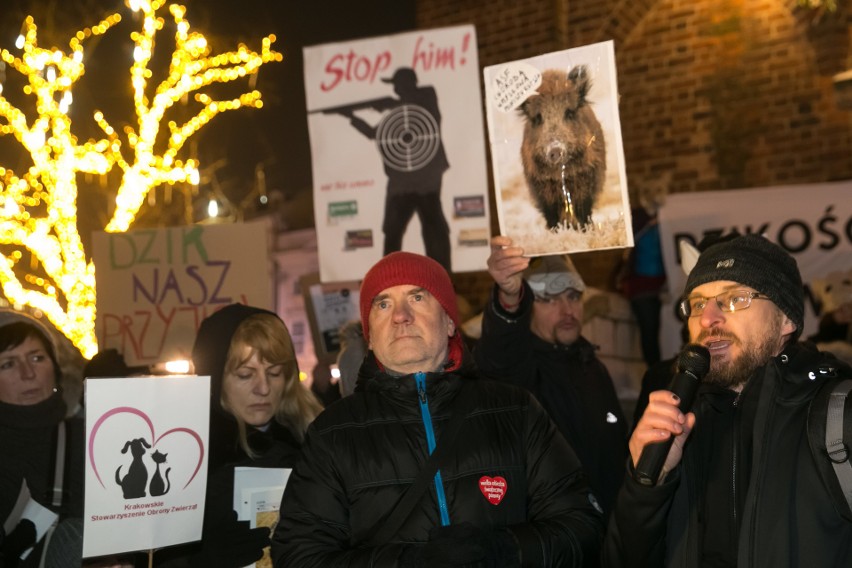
[696,316,785,390]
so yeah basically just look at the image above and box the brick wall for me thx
[421,0,851,305]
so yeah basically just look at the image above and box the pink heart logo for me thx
[479,475,507,505]
[88,406,205,490]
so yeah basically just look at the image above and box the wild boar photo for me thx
[519,66,606,231]
[483,41,632,256]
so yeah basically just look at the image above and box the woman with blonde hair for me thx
[166,303,321,568]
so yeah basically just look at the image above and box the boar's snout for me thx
[545,141,567,165]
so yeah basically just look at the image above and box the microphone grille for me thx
[678,344,711,378]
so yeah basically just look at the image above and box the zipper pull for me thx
[415,372,427,404]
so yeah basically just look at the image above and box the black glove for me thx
[0,519,37,567]
[400,522,519,568]
[193,510,270,568]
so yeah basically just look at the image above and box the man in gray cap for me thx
[603,234,852,567]
[476,235,629,520]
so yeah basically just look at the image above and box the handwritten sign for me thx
[92,221,273,366]
[490,62,542,112]
[83,376,210,558]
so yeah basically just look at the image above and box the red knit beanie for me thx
[360,252,462,370]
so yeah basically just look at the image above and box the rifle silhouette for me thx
[310,96,398,116]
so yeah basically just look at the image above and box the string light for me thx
[0,0,282,358]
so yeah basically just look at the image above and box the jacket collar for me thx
[354,343,476,394]
[530,333,597,361]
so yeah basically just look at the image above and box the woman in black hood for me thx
[164,304,322,568]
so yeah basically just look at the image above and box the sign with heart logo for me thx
[83,376,210,558]
[479,475,507,505]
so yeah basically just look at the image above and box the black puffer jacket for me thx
[475,283,629,518]
[603,342,852,567]
[272,354,604,567]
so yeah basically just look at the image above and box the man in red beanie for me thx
[273,251,604,567]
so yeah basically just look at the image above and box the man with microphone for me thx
[603,234,852,567]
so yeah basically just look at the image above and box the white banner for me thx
[83,376,209,558]
[92,220,273,366]
[658,181,852,358]
[304,24,490,281]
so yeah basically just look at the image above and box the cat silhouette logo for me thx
[89,407,204,500]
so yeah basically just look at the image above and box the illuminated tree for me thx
[0,0,281,358]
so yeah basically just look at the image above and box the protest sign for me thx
[83,375,209,558]
[483,40,632,256]
[300,273,360,363]
[92,220,273,366]
[304,24,490,281]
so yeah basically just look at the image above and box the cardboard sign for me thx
[83,376,210,558]
[92,221,273,366]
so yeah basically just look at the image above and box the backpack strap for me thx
[825,379,852,513]
[808,377,852,522]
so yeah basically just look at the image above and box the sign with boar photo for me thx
[484,40,632,256]
[304,25,490,282]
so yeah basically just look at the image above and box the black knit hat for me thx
[684,234,804,339]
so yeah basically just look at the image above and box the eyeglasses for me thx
[678,289,770,319]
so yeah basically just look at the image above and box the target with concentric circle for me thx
[375,104,441,172]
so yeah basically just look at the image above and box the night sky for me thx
[0,0,415,231]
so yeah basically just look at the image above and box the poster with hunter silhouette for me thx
[83,376,210,557]
[483,40,632,256]
[304,24,490,282]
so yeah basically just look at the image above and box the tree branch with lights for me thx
[0,0,281,358]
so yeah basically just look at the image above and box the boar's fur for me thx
[520,66,605,230]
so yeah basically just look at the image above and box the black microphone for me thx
[633,344,711,486]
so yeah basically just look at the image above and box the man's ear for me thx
[780,315,796,338]
[447,316,456,338]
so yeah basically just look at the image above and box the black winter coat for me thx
[0,393,85,568]
[154,421,302,568]
[475,283,629,518]
[603,342,852,567]
[272,354,604,567]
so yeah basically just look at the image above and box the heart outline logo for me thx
[479,475,507,505]
[88,406,205,490]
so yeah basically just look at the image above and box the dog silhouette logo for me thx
[90,407,204,499]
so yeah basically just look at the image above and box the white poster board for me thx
[92,220,273,366]
[83,376,210,558]
[304,24,490,281]
[232,467,291,568]
[483,40,632,256]
[658,181,852,358]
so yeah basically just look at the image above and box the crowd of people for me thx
[2,233,851,567]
